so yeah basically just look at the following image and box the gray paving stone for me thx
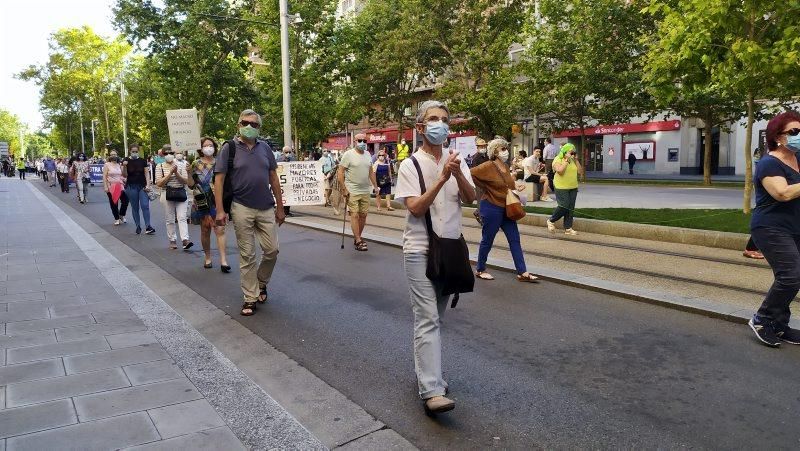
[0,293,43,303]
[74,379,203,421]
[124,426,246,451]
[55,321,147,342]
[106,331,158,349]
[6,337,109,364]
[39,276,71,285]
[7,411,159,451]
[0,359,64,386]
[6,367,130,407]
[81,293,125,303]
[123,359,184,385]
[148,399,226,439]
[7,282,72,295]
[64,344,170,374]
[0,399,76,439]
[92,310,139,324]
[33,266,70,278]
[5,315,94,334]
[0,307,49,324]
[49,301,129,319]
[0,331,56,350]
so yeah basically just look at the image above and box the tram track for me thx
[293,209,771,298]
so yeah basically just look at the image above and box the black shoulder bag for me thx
[410,156,474,308]
[219,140,238,217]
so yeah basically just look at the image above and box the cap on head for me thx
[475,138,487,147]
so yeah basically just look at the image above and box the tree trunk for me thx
[703,111,713,186]
[743,92,755,214]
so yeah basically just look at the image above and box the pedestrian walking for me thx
[470,137,539,283]
[395,138,410,173]
[747,111,800,347]
[395,100,476,414]
[337,133,380,251]
[103,153,129,224]
[321,149,336,207]
[71,154,90,203]
[56,158,69,192]
[156,149,193,250]
[192,137,230,272]
[213,109,285,317]
[36,159,44,180]
[628,151,637,175]
[373,149,394,211]
[16,158,25,180]
[543,137,557,173]
[122,144,155,235]
[546,143,582,235]
[44,156,56,187]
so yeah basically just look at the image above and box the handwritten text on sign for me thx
[166,109,202,154]
[276,161,325,206]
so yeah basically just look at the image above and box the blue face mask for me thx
[356,142,367,151]
[424,120,449,145]
[787,134,800,151]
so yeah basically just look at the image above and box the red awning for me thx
[552,120,681,138]
[364,128,414,144]
[322,135,349,150]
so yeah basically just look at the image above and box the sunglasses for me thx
[240,120,261,128]
[781,128,800,136]
[357,139,366,143]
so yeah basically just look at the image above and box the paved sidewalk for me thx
[0,178,322,449]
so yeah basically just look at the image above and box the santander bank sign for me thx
[553,120,681,138]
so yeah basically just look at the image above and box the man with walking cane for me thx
[337,133,379,252]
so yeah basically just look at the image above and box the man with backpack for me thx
[214,109,285,317]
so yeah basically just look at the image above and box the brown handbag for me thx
[491,161,526,221]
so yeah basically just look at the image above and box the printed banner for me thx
[89,164,104,184]
[276,161,325,207]
[166,109,202,154]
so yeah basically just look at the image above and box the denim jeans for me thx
[125,184,151,228]
[476,200,527,274]
[404,252,450,399]
[751,227,800,331]
[550,188,578,229]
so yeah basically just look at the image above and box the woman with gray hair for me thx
[470,138,538,282]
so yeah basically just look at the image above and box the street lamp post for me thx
[120,81,129,156]
[91,120,97,155]
[279,0,293,150]
[78,105,86,154]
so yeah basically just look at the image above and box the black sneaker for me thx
[144,226,156,235]
[135,226,142,235]
[778,327,800,345]
[749,319,781,347]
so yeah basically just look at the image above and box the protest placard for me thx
[89,164,104,184]
[276,161,325,206]
[166,109,201,154]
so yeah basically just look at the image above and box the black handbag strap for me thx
[410,156,435,238]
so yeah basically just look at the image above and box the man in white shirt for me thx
[543,137,557,172]
[337,133,379,251]
[395,100,475,414]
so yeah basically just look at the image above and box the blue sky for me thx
[1,0,118,129]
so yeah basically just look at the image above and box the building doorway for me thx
[586,137,604,172]
[698,127,720,175]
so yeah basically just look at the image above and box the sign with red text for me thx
[553,120,681,138]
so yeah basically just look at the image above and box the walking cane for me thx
[340,194,348,249]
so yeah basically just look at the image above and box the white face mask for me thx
[164,155,175,163]
[202,147,214,156]
[175,154,184,161]
[478,147,487,154]
[498,150,510,161]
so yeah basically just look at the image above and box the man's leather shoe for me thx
[424,396,455,413]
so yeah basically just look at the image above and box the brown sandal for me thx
[240,302,257,316]
[355,240,368,251]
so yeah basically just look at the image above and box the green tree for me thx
[24,133,55,160]
[521,0,654,166]
[710,1,800,211]
[113,0,258,141]
[643,0,748,186]
[17,27,131,154]
[0,109,23,157]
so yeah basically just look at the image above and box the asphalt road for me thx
[35,181,800,449]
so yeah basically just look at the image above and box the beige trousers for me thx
[231,202,279,302]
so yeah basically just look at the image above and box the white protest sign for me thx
[276,161,326,206]
[166,109,201,154]
[454,136,477,158]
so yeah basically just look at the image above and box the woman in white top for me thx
[71,154,90,204]
[102,152,129,224]
[156,150,194,250]
[394,101,475,414]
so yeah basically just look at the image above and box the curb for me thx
[287,217,797,329]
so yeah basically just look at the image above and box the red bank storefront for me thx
[552,120,682,174]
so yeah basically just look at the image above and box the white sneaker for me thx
[546,220,556,233]
[122,216,127,224]
[565,228,578,236]
[113,219,121,226]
